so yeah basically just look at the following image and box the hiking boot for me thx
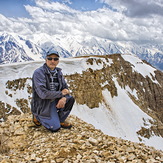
[60,122,72,129]
[32,114,41,126]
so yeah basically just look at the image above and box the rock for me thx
[146,158,158,163]
[14,127,25,135]
[30,153,36,160]
[0,159,11,163]
[101,151,112,157]
[36,157,42,162]
[127,153,136,161]
[88,137,98,145]
[56,158,65,162]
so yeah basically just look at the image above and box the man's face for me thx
[46,54,59,70]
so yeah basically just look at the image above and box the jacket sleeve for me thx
[33,69,63,100]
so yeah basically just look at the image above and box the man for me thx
[31,49,75,132]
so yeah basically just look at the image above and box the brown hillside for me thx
[0,113,163,163]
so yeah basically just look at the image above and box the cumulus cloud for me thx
[0,0,162,45]
[101,0,163,17]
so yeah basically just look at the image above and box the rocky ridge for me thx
[0,113,163,163]
[65,54,163,137]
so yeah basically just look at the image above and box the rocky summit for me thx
[0,113,163,163]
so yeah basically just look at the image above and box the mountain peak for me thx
[0,33,45,64]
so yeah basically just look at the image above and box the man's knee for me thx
[48,123,61,132]
[49,127,60,132]
[68,96,75,105]
[41,120,61,132]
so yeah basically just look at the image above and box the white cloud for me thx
[35,0,76,13]
[0,0,162,45]
[101,0,163,17]
[61,0,72,5]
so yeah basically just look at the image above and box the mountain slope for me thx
[0,113,163,162]
[0,54,162,150]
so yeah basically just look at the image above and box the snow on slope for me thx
[0,54,162,150]
[71,79,163,150]
[121,54,159,83]
[9,33,43,61]
[0,61,43,112]
[59,56,113,75]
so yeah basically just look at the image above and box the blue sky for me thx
[0,0,33,18]
[0,0,105,18]
[0,0,162,45]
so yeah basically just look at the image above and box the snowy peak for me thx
[33,33,163,70]
[0,33,45,64]
[32,33,72,58]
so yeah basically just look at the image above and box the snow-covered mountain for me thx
[32,33,163,70]
[0,54,162,150]
[0,32,163,70]
[0,33,45,64]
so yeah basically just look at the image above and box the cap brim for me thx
[47,53,59,57]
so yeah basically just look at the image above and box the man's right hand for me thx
[62,89,69,95]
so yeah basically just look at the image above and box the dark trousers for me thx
[38,96,75,131]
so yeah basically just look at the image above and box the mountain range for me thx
[0,32,162,71]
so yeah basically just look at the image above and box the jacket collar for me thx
[43,63,62,74]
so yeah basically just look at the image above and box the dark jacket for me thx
[31,63,68,118]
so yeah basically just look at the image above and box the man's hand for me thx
[56,97,66,108]
[62,89,70,95]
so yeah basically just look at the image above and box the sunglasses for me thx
[47,57,59,61]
